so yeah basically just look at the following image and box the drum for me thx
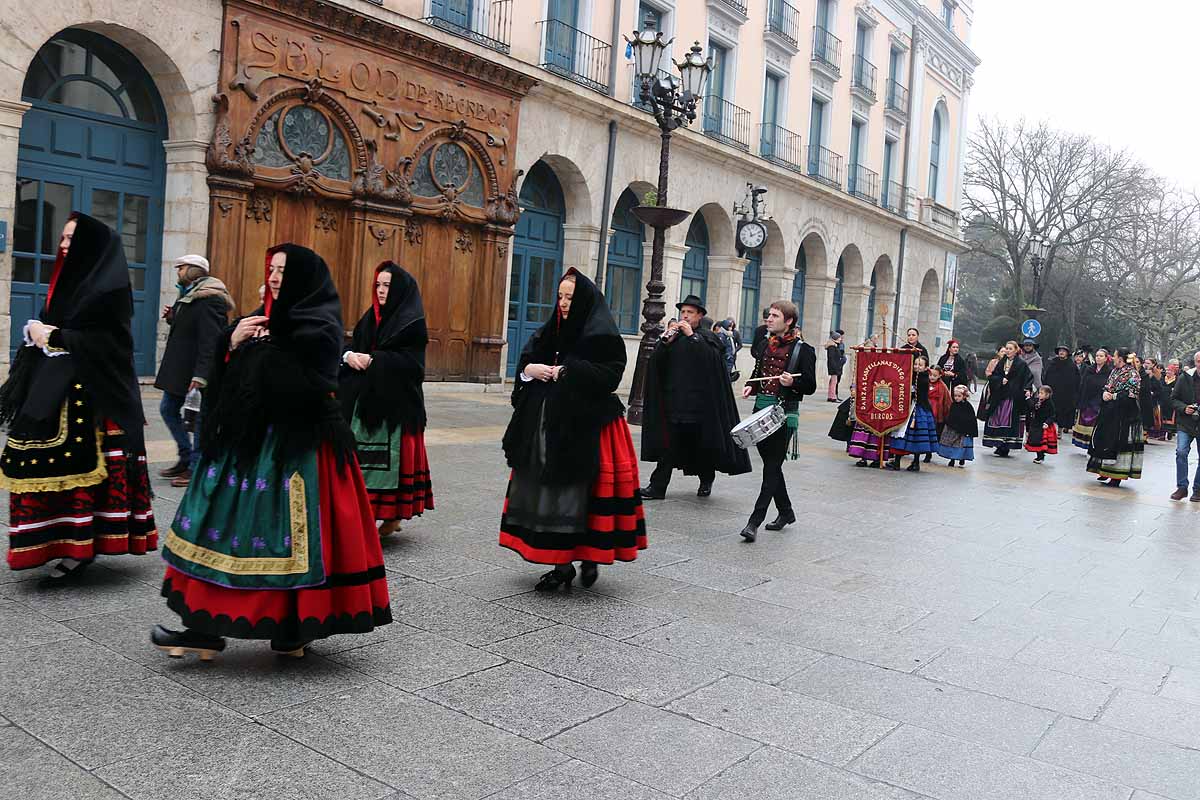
[731,404,786,449]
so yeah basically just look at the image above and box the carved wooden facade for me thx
[206,0,535,381]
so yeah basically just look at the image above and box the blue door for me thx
[14,31,167,375]
[544,0,579,74]
[793,246,807,329]
[740,250,761,331]
[605,189,644,334]
[681,215,709,305]
[431,0,474,30]
[832,257,845,331]
[507,161,565,376]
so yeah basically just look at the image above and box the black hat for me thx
[1054,345,1070,356]
[1022,338,1037,346]
[677,295,708,316]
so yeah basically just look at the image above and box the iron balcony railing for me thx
[812,25,842,73]
[759,123,804,172]
[882,180,903,214]
[631,68,673,112]
[766,0,800,47]
[714,0,748,16]
[423,0,513,54]
[537,19,611,93]
[886,79,908,113]
[852,54,877,100]
[702,96,752,151]
[849,163,880,204]
[807,143,842,187]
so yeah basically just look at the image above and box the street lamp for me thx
[1029,234,1051,272]
[624,24,712,425]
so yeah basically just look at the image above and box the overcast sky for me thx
[968,1,1199,190]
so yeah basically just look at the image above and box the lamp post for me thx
[624,26,712,425]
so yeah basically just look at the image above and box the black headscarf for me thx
[502,268,627,484]
[338,262,427,433]
[1078,360,1113,411]
[202,243,351,467]
[0,212,144,450]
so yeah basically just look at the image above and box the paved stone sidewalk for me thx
[3,389,1200,800]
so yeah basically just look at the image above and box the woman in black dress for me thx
[979,340,1035,457]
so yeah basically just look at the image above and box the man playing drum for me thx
[739,300,816,542]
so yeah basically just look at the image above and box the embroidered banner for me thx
[854,349,914,437]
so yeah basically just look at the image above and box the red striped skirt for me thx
[500,417,647,565]
[7,425,157,570]
[1025,423,1059,455]
[162,444,391,641]
[368,430,434,521]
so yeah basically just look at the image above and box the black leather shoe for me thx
[740,524,758,542]
[639,485,665,500]
[696,482,713,497]
[151,625,226,661]
[535,564,576,591]
[765,510,796,531]
[159,459,189,478]
[579,562,599,588]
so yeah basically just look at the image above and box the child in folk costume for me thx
[924,366,952,463]
[1025,385,1059,463]
[886,356,939,472]
[938,384,978,467]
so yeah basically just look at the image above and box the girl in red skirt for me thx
[152,244,391,660]
[1025,385,1059,463]
[500,269,646,590]
[0,213,156,583]
[338,262,433,536]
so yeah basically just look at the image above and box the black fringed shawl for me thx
[0,212,145,451]
[501,268,626,485]
[338,262,427,434]
[200,243,353,467]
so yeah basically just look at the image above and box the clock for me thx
[738,220,767,251]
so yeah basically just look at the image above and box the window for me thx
[855,22,868,58]
[928,106,944,200]
[942,1,954,30]
[848,119,864,194]
[882,138,897,208]
[816,0,831,29]
[638,2,663,33]
[809,97,825,148]
[703,43,730,137]
[763,72,781,130]
[740,251,761,336]
[888,47,902,82]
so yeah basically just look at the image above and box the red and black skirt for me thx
[1025,422,1059,455]
[500,417,647,565]
[5,422,157,570]
[366,431,434,522]
[162,444,391,641]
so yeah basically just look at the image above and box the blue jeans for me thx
[159,391,200,470]
[1176,430,1200,490]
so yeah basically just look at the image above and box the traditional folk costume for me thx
[887,370,939,471]
[936,350,969,391]
[641,296,751,497]
[979,355,1035,456]
[500,269,646,590]
[1043,352,1081,433]
[154,244,391,659]
[741,327,816,541]
[338,263,433,530]
[1087,363,1144,484]
[0,213,156,576]
[1073,362,1112,449]
[926,377,952,463]
[1140,370,1164,442]
[1024,398,1059,460]
[1159,371,1179,439]
[937,398,978,466]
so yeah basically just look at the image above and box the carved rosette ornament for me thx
[404,219,424,245]
[368,224,395,245]
[207,94,254,178]
[454,227,474,253]
[314,206,338,232]
[245,193,272,222]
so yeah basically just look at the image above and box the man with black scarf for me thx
[641,295,751,499]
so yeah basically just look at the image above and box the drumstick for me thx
[744,373,793,383]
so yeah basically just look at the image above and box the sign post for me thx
[1021,319,1042,339]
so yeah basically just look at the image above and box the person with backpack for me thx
[738,299,816,542]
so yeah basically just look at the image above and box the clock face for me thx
[739,221,766,250]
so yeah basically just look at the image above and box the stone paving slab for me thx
[622,618,825,683]
[686,746,924,800]
[1,725,129,800]
[327,629,506,692]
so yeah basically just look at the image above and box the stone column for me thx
[161,139,211,365]
[562,223,602,279]
[759,263,793,311]
[842,283,873,347]
[0,98,30,371]
[708,255,748,324]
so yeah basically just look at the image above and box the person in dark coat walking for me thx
[1170,351,1200,501]
[154,255,234,486]
[824,330,846,402]
[750,307,771,360]
[1043,345,1081,432]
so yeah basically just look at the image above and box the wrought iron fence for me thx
[849,163,879,204]
[852,54,877,100]
[423,0,512,55]
[537,19,612,93]
[811,25,841,72]
[702,96,752,151]
[766,0,800,47]
[807,143,842,187]
[882,180,904,214]
[759,123,804,172]
[885,79,908,113]
[713,0,748,15]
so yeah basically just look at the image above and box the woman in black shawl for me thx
[1043,345,1081,432]
[153,244,391,661]
[1087,347,1144,486]
[936,339,969,391]
[500,269,646,591]
[0,213,156,581]
[1072,349,1112,449]
[339,262,433,536]
[979,340,1035,457]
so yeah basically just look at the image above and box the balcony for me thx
[702,96,752,151]
[882,180,904,214]
[537,19,611,94]
[713,0,748,16]
[765,0,800,51]
[631,69,673,113]
[811,26,842,79]
[848,163,879,204]
[423,0,512,54]
[885,79,908,121]
[759,123,804,173]
[926,201,960,234]
[807,143,843,188]
[851,55,877,103]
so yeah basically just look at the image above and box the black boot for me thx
[884,456,902,471]
[906,457,921,472]
[923,453,932,463]
[579,561,599,588]
[765,510,796,531]
[639,485,665,500]
[535,563,576,591]
[740,523,759,542]
[696,481,713,497]
[151,625,226,661]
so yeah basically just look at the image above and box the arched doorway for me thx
[682,215,709,304]
[866,269,877,338]
[831,256,845,331]
[792,247,807,330]
[14,30,167,374]
[740,249,761,330]
[508,160,565,375]
[917,268,941,344]
[606,188,644,334]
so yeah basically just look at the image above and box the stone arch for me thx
[537,153,593,228]
[917,268,941,341]
[761,217,787,269]
[867,254,895,342]
[797,225,831,279]
[837,243,865,288]
[693,201,735,256]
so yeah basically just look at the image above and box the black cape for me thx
[1078,363,1113,412]
[945,400,979,438]
[936,352,969,388]
[0,212,145,451]
[201,243,352,468]
[641,327,751,476]
[1043,356,1080,427]
[977,356,1034,422]
[501,269,626,486]
[338,262,427,434]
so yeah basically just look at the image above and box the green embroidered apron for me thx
[350,403,403,491]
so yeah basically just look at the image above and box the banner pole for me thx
[878,436,885,468]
